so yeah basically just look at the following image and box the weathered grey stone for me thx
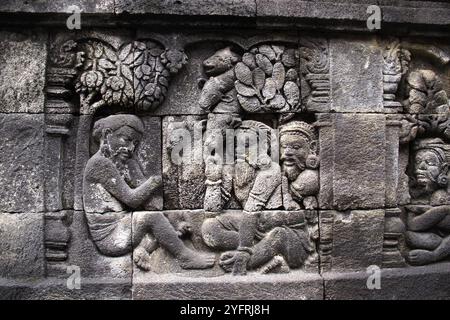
[318,113,387,210]
[319,210,385,272]
[0,0,114,13]
[0,277,131,300]
[0,114,44,212]
[136,116,163,210]
[0,30,47,113]
[67,210,132,280]
[0,212,45,278]
[330,38,383,113]
[324,262,450,300]
[162,115,206,209]
[116,0,256,16]
[4,0,450,301]
[133,271,323,300]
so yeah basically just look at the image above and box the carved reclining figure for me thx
[83,114,215,271]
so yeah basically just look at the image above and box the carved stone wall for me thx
[2,0,450,300]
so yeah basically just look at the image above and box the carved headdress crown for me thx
[413,138,450,164]
[279,121,317,142]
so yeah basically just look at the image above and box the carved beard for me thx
[282,157,305,182]
[101,143,132,184]
[414,172,439,196]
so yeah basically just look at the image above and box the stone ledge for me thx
[0,277,131,300]
[4,263,450,299]
[1,0,450,34]
[132,271,324,300]
[324,262,450,300]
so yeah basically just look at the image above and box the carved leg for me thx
[232,212,258,275]
[408,206,450,231]
[134,212,215,269]
[201,217,240,250]
[407,234,450,266]
[247,227,285,270]
[405,231,442,250]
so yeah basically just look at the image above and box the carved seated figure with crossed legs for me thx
[83,114,215,271]
[406,138,450,265]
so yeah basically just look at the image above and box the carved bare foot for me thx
[219,251,236,273]
[133,246,153,271]
[260,255,290,274]
[408,249,437,265]
[219,251,250,275]
[178,249,216,269]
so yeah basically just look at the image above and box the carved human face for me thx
[280,134,311,181]
[414,149,444,189]
[104,126,141,163]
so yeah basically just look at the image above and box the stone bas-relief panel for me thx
[6,23,450,300]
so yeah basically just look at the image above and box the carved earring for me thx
[437,173,448,187]
[306,154,319,169]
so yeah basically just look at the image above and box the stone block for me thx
[133,271,323,300]
[319,210,385,272]
[0,212,45,278]
[162,116,206,209]
[324,262,450,300]
[116,0,256,16]
[330,38,384,113]
[0,114,44,212]
[0,30,47,113]
[0,0,114,13]
[318,113,388,210]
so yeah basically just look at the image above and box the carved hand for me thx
[205,154,222,182]
[148,175,163,189]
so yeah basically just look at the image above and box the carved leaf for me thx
[252,67,266,90]
[284,81,300,107]
[259,45,276,61]
[281,49,296,68]
[286,68,298,82]
[103,46,117,62]
[256,54,273,76]
[159,76,169,87]
[121,65,133,82]
[235,62,253,86]
[235,81,257,97]
[272,62,285,90]
[238,95,261,112]
[271,45,285,60]
[98,58,116,70]
[242,52,256,69]
[119,43,133,64]
[269,94,286,110]
[149,48,164,57]
[262,78,277,100]
[94,44,104,59]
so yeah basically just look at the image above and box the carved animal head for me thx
[203,47,240,77]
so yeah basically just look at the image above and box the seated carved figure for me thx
[202,120,298,275]
[406,138,450,265]
[83,114,215,270]
[279,121,319,210]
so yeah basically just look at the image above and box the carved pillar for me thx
[43,41,78,276]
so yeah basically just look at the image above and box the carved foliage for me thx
[235,44,301,113]
[299,38,330,110]
[74,40,187,114]
[382,41,411,109]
